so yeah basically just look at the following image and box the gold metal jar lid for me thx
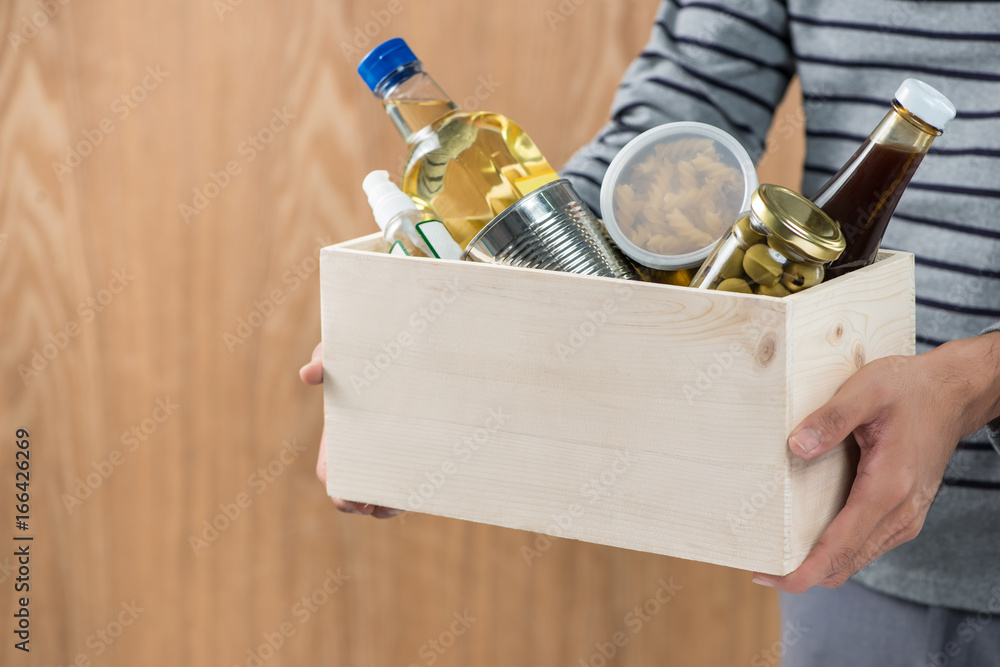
[750,184,845,262]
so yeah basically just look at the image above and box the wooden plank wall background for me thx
[0,0,804,664]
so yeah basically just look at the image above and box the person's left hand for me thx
[752,332,1000,593]
[299,342,404,519]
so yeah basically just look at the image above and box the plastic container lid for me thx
[358,38,418,92]
[894,78,956,132]
[600,121,758,271]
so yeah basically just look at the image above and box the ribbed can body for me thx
[463,180,639,281]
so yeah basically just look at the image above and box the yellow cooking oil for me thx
[386,100,559,248]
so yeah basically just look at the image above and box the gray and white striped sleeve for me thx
[561,0,795,215]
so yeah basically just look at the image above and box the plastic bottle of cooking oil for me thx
[363,170,463,260]
[358,38,560,248]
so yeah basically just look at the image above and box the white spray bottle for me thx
[363,170,462,260]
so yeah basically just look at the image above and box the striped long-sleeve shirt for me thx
[562,0,1000,613]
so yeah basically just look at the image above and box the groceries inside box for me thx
[356,37,953,292]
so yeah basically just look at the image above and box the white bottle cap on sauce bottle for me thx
[894,79,956,132]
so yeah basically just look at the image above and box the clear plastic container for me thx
[600,121,758,271]
[689,184,845,296]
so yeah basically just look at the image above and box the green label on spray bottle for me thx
[415,220,462,260]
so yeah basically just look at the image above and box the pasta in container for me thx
[600,122,758,272]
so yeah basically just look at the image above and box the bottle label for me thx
[389,240,411,256]
[416,220,463,261]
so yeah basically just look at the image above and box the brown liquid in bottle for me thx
[815,141,925,279]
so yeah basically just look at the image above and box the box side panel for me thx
[333,232,383,252]
[785,252,915,571]
[321,248,794,573]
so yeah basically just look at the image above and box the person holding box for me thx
[303,2,1000,664]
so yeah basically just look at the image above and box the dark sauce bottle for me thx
[811,79,955,279]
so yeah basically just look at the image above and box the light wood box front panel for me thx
[321,236,914,575]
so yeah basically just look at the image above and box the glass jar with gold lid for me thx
[689,184,845,296]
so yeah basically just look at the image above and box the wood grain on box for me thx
[322,235,914,575]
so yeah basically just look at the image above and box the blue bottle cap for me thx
[358,38,419,92]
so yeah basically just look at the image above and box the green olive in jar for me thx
[781,262,824,293]
[716,277,753,294]
[756,282,791,297]
[713,245,746,280]
[733,215,763,250]
[742,243,784,287]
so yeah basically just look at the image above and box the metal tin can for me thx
[462,179,639,280]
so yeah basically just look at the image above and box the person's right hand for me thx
[299,342,404,519]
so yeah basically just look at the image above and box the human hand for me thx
[753,332,1000,593]
[299,342,404,519]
